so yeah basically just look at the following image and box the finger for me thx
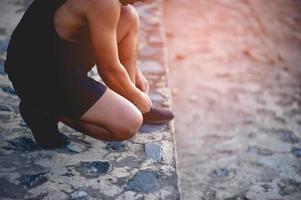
[135,80,142,90]
[137,83,145,93]
[141,83,147,93]
[145,82,150,94]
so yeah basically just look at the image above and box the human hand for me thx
[135,70,150,94]
[139,92,152,113]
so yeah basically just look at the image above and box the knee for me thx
[111,109,143,140]
[121,5,140,32]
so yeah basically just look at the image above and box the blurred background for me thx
[164,0,301,199]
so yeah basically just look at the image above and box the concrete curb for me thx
[0,0,181,199]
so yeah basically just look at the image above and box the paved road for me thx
[164,0,301,199]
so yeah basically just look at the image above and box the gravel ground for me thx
[164,0,301,199]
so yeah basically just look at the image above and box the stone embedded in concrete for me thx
[211,168,230,177]
[0,177,26,199]
[291,147,301,158]
[26,193,49,200]
[140,61,163,74]
[144,143,161,161]
[0,40,8,52]
[19,164,48,176]
[0,113,10,123]
[60,171,75,177]
[277,179,301,196]
[105,141,127,152]
[140,45,158,57]
[86,186,119,200]
[19,120,28,127]
[66,143,83,154]
[4,137,39,151]
[126,170,160,193]
[224,196,251,200]
[247,145,274,156]
[76,161,111,178]
[149,91,165,102]
[114,155,145,168]
[142,15,160,27]
[139,123,165,133]
[278,129,300,144]
[0,62,5,75]
[65,138,91,154]
[0,105,11,112]
[70,190,89,200]
[2,86,16,95]
[20,172,48,188]
[261,184,272,192]
[148,35,162,44]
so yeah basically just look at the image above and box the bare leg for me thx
[58,117,117,141]
[59,88,143,141]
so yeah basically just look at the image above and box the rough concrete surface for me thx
[164,0,301,199]
[0,0,180,199]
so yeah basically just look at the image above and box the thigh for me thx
[79,88,142,133]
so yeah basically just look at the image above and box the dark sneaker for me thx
[36,131,70,149]
[142,107,175,124]
[19,101,70,149]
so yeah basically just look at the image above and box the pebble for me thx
[19,120,28,127]
[66,143,83,154]
[140,61,162,74]
[0,27,5,35]
[148,35,162,44]
[20,172,48,188]
[211,168,229,177]
[278,129,299,144]
[126,170,160,193]
[149,92,165,102]
[76,161,111,178]
[70,190,89,200]
[61,172,74,177]
[139,124,165,133]
[261,184,272,192]
[175,54,186,61]
[144,143,161,161]
[105,141,127,152]
[277,179,301,196]
[172,88,179,95]
[291,147,301,158]
[0,177,26,199]
[0,62,5,75]
[140,46,157,57]
[2,86,16,95]
[0,105,11,112]
[4,137,39,151]
[224,196,250,200]
[188,94,198,102]
[0,40,8,51]
[247,145,274,156]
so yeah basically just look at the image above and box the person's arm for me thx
[85,0,151,113]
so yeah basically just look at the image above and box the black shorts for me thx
[4,0,107,119]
